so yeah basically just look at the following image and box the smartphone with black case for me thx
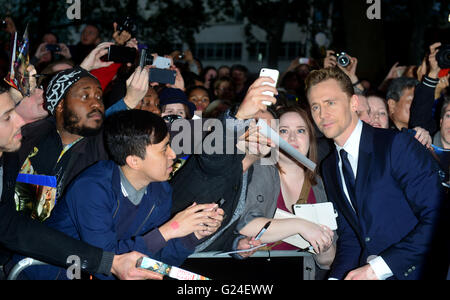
[46,44,61,52]
[149,68,176,85]
[107,45,137,64]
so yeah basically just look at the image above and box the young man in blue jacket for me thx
[22,110,223,280]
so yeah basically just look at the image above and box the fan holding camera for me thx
[324,50,365,95]
[32,33,72,72]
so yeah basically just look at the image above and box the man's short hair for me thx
[386,77,418,102]
[305,67,354,99]
[104,110,168,166]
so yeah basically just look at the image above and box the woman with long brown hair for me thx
[236,105,336,270]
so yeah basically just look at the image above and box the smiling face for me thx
[59,77,104,136]
[308,79,359,146]
[189,88,210,112]
[0,92,25,155]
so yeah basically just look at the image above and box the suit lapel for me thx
[355,123,374,212]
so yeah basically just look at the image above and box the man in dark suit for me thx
[305,67,447,280]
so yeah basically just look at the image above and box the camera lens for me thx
[139,49,153,67]
[336,52,350,68]
[144,55,153,66]
[436,44,450,69]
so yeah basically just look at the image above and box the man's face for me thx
[81,25,99,46]
[215,81,234,100]
[232,70,246,85]
[0,92,25,154]
[355,95,371,124]
[308,79,357,146]
[440,106,450,149]
[388,87,415,127]
[61,77,104,136]
[15,88,48,123]
[139,135,176,183]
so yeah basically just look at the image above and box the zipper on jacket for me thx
[133,204,156,236]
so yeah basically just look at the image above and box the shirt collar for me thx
[335,120,363,160]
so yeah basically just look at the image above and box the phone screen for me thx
[107,45,137,63]
[149,68,176,85]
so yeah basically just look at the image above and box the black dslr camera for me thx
[117,16,137,37]
[139,49,154,67]
[436,44,450,69]
[335,52,351,68]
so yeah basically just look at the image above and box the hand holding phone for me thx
[259,68,279,106]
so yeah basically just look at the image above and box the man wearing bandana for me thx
[12,52,149,218]
[17,66,108,204]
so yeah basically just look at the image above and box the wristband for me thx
[352,80,361,87]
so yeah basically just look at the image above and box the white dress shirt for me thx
[332,120,393,280]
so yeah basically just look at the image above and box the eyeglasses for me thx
[163,114,182,124]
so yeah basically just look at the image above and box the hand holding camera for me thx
[112,22,132,46]
[80,42,115,72]
[34,43,50,60]
[428,42,442,79]
[54,43,71,59]
[124,66,150,109]
[140,49,177,85]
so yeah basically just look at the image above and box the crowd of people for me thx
[0,16,448,281]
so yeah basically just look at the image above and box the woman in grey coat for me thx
[234,106,336,269]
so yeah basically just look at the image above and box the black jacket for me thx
[409,76,439,136]
[170,112,248,252]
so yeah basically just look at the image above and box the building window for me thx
[248,42,267,61]
[249,42,304,61]
[195,43,242,61]
[279,42,304,60]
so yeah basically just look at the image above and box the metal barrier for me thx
[7,257,48,280]
[188,251,317,280]
[7,251,316,280]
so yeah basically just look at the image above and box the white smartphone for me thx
[259,68,279,106]
[299,57,310,65]
[153,56,172,69]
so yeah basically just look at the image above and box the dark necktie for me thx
[339,149,358,212]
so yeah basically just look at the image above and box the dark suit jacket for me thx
[321,122,446,280]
